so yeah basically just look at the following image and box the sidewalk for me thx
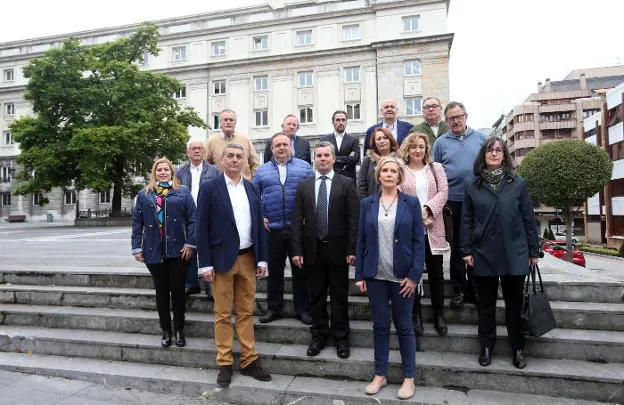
[0,370,229,405]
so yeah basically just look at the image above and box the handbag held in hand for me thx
[521,264,556,337]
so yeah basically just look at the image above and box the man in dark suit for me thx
[175,138,220,297]
[196,143,271,388]
[408,97,448,146]
[263,114,311,164]
[319,110,360,181]
[291,141,359,359]
[363,99,413,155]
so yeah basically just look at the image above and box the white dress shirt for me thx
[429,124,440,137]
[314,170,334,213]
[334,132,344,151]
[190,161,202,205]
[384,121,398,140]
[276,161,287,185]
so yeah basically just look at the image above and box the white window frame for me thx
[211,41,226,56]
[404,59,422,77]
[254,109,269,127]
[173,85,187,99]
[342,24,361,41]
[346,103,361,120]
[171,46,187,62]
[5,103,15,116]
[213,80,226,95]
[254,76,268,92]
[99,190,111,204]
[299,107,314,124]
[3,131,13,145]
[1,166,11,182]
[32,193,43,207]
[64,190,77,205]
[343,67,360,83]
[3,68,14,82]
[298,71,313,88]
[403,15,420,32]
[212,114,221,130]
[405,97,423,116]
[252,35,269,51]
[296,30,312,46]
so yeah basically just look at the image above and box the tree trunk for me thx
[111,159,124,216]
[564,207,574,262]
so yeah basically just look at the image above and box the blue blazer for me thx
[195,174,268,272]
[355,192,425,283]
[363,119,414,155]
[176,162,220,194]
[131,186,196,265]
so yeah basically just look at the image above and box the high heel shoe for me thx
[365,376,387,395]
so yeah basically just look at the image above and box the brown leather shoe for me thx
[240,359,272,381]
[217,365,233,388]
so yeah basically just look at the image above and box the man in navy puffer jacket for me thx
[253,132,313,324]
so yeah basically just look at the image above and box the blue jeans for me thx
[366,278,416,378]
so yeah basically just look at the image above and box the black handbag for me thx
[430,163,453,242]
[521,264,557,337]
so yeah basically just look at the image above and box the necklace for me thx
[380,194,398,217]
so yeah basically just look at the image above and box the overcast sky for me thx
[1,0,623,129]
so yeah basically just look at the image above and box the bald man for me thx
[363,99,413,155]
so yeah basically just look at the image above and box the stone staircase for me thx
[0,256,622,404]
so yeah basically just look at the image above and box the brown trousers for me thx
[212,250,258,368]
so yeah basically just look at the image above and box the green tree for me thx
[11,23,205,215]
[519,139,612,261]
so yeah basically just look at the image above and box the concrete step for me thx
[2,267,622,304]
[0,326,621,402]
[0,353,613,405]
[1,285,623,331]
[1,304,623,363]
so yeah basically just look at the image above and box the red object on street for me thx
[541,239,586,267]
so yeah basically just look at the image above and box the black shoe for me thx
[413,308,424,336]
[259,310,281,324]
[306,339,326,357]
[297,312,313,325]
[450,293,465,309]
[478,346,492,367]
[174,329,186,347]
[161,329,172,348]
[434,316,448,337]
[185,286,201,297]
[513,350,527,369]
[336,342,350,359]
[217,365,233,387]
[241,359,272,382]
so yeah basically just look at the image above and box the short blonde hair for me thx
[375,156,405,186]
[399,133,432,165]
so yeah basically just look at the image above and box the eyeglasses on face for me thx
[423,104,440,110]
[446,114,466,122]
[486,148,504,155]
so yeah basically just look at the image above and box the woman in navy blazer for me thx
[355,156,425,400]
[131,158,196,349]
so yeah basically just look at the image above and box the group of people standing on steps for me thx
[131,99,539,400]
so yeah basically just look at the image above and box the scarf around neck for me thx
[481,168,504,190]
[155,181,173,239]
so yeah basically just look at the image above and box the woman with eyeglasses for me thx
[459,137,539,369]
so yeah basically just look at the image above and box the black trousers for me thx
[413,238,445,319]
[307,241,350,344]
[448,200,476,296]
[146,257,187,331]
[476,275,525,353]
[267,229,310,316]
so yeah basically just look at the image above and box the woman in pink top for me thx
[399,133,451,337]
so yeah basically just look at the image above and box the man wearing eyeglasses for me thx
[409,97,448,146]
[432,101,486,309]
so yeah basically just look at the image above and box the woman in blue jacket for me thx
[355,156,425,400]
[460,137,539,369]
[131,158,196,348]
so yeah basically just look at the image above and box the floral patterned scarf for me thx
[155,181,172,240]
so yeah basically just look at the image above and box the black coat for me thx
[263,136,311,164]
[459,175,539,277]
[319,133,360,181]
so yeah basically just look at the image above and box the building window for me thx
[299,107,314,124]
[213,80,226,95]
[343,67,360,83]
[254,110,268,127]
[64,190,76,205]
[212,114,220,130]
[254,76,268,91]
[172,46,186,62]
[173,85,187,99]
[404,59,422,76]
[342,24,361,41]
[99,190,111,204]
[5,103,15,116]
[405,97,422,116]
[3,68,14,82]
[1,166,11,182]
[0,192,10,207]
[252,35,268,51]
[296,30,312,46]
[137,52,149,66]
[583,109,600,119]
[33,193,43,206]
[211,41,226,56]
[3,131,12,145]
[346,103,361,120]
[298,71,313,88]
[403,15,420,32]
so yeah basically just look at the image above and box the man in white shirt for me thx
[320,110,360,181]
